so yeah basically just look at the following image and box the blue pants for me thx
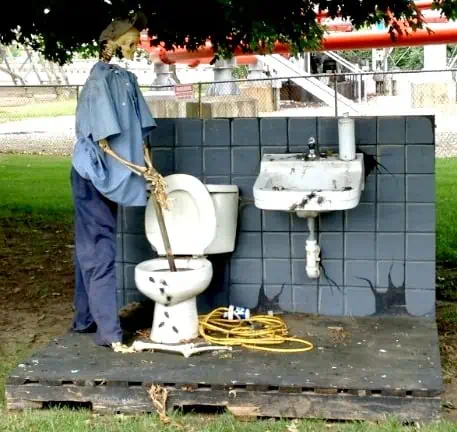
[70,167,123,346]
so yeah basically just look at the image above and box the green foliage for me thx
[0,1,456,65]
[389,47,423,69]
[232,65,249,79]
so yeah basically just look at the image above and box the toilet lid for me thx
[145,174,217,256]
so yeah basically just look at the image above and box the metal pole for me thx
[333,72,338,117]
[198,82,202,118]
[358,74,362,104]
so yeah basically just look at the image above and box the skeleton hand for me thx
[111,342,135,354]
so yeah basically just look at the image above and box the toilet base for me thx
[151,297,199,344]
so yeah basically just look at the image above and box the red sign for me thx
[175,84,194,99]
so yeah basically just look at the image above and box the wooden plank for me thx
[5,315,443,421]
[6,399,43,410]
[5,384,441,421]
[6,315,442,393]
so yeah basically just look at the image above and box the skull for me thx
[115,28,140,60]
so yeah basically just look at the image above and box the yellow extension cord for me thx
[198,307,314,353]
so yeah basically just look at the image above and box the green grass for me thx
[0,100,76,123]
[0,410,456,431]
[437,158,457,263]
[0,154,73,223]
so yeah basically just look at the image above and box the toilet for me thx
[134,174,239,344]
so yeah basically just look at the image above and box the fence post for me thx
[358,74,362,104]
[197,82,202,119]
[333,72,338,117]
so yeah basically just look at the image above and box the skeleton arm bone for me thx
[99,139,146,176]
[98,139,169,209]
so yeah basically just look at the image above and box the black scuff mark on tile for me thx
[252,283,286,315]
[357,263,411,316]
[357,148,394,180]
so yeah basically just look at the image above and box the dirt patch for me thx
[0,220,75,352]
[437,264,457,302]
[436,301,457,421]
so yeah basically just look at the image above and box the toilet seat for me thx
[145,174,217,256]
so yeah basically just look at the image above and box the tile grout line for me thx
[340,117,346,316]
[316,117,322,315]
[201,119,205,182]
[375,117,382,309]
[286,119,295,312]
[257,119,266,297]
[227,120,233,305]
[373,118,379,314]
[403,119,408,300]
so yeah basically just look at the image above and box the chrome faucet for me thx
[307,136,319,160]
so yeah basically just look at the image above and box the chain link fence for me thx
[0,85,79,155]
[0,69,456,156]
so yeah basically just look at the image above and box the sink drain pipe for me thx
[305,216,321,279]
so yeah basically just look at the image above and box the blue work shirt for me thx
[72,61,157,207]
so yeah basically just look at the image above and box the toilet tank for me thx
[204,184,239,254]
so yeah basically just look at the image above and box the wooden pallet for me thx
[6,315,443,421]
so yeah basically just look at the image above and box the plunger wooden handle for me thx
[151,196,177,272]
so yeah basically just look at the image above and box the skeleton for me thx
[97,19,226,356]
[95,17,170,353]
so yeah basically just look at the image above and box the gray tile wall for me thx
[116,115,436,317]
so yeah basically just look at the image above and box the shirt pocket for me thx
[88,146,107,183]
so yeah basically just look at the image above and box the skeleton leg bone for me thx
[132,340,232,358]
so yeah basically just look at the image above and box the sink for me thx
[253,153,365,214]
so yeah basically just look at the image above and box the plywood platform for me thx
[5,315,443,421]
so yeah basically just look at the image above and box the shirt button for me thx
[122,102,126,106]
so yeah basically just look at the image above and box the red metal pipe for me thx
[322,23,457,50]
[141,24,457,65]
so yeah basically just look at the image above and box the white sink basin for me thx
[253,153,365,213]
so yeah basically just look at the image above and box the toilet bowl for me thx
[134,174,239,344]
